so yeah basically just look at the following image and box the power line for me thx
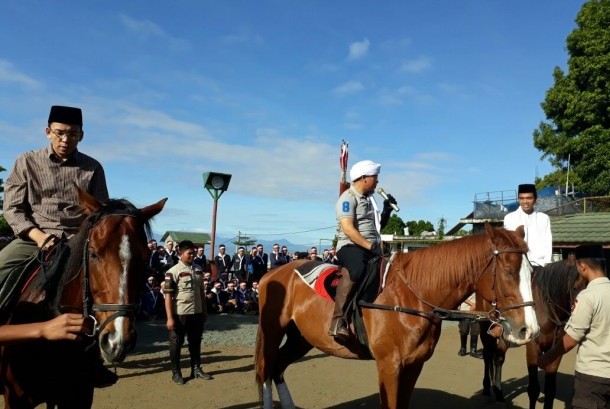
[244,225,336,237]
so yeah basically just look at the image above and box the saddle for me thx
[0,239,71,324]
[294,256,387,354]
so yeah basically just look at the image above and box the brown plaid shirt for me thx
[3,146,109,237]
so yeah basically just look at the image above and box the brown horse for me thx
[0,189,166,409]
[254,224,540,409]
[479,254,585,409]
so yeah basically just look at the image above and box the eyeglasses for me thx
[49,128,82,140]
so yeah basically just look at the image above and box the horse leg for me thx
[254,317,290,409]
[525,343,541,409]
[540,355,561,409]
[396,362,424,409]
[272,323,313,409]
[479,327,494,397]
[491,342,507,402]
[377,356,423,409]
[542,369,558,409]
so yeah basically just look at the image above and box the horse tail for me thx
[254,320,265,404]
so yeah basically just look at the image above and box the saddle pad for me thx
[294,262,341,302]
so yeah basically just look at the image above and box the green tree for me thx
[533,0,610,195]
[232,233,256,252]
[437,217,446,240]
[381,214,406,235]
[405,220,434,236]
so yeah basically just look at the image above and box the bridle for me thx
[62,209,141,337]
[473,246,536,324]
[359,244,536,325]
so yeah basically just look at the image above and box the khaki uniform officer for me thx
[538,245,610,409]
[164,240,213,385]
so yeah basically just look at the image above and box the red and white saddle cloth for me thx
[293,254,396,302]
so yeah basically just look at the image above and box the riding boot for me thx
[458,334,468,356]
[328,272,355,341]
[469,337,483,359]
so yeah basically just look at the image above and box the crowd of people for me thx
[140,239,339,321]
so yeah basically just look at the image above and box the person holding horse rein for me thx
[0,313,90,344]
[329,160,396,341]
[538,245,610,409]
[0,105,116,387]
[503,183,552,270]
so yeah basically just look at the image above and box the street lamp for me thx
[203,171,232,279]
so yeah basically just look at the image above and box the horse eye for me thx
[89,251,99,260]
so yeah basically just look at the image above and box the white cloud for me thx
[347,38,370,61]
[0,60,40,88]
[119,14,165,38]
[118,14,188,51]
[332,80,364,96]
[399,57,432,74]
[221,32,264,45]
[437,82,472,100]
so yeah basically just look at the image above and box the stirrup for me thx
[329,317,350,338]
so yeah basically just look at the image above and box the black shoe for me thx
[172,371,185,385]
[92,363,119,388]
[470,349,484,359]
[191,366,213,380]
[458,347,467,357]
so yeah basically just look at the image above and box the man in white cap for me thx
[329,159,395,341]
[503,183,552,269]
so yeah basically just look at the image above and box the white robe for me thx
[504,207,552,267]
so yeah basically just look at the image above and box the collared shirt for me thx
[335,186,381,252]
[565,277,610,378]
[163,261,205,315]
[3,146,109,237]
[503,207,552,267]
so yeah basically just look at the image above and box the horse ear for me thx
[140,198,168,221]
[77,187,103,215]
[566,252,576,267]
[514,225,525,239]
[484,222,496,238]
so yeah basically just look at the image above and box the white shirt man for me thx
[503,184,552,267]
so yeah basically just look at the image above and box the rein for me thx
[359,245,535,324]
[61,209,140,337]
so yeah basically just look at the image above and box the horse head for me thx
[61,189,166,363]
[566,252,587,299]
[477,224,539,345]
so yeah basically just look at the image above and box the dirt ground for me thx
[8,315,577,409]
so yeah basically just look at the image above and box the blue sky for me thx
[0,1,585,250]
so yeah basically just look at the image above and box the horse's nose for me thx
[518,325,539,342]
[99,319,137,363]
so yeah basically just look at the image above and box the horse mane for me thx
[533,259,578,305]
[394,232,489,291]
[393,228,525,295]
[19,198,152,311]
